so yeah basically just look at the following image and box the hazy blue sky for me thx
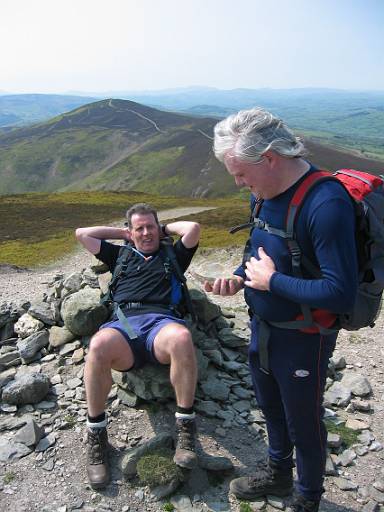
[1,0,383,94]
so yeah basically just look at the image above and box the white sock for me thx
[175,412,196,421]
[87,416,108,429]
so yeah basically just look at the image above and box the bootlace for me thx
[248,461,274,488]
[175,419,195,451]
[88,428,107,465]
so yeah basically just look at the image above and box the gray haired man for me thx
[207,108,358,512]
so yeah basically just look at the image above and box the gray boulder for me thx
[17,330,49,361]
[49,325,75,348]
[2,372,50,404]
[82,268,100,288]
[28,301,57,325]
[200,377,231,402]
[13,418,44,447]
[190,289,221,324]
[323,381,352,407]
[112,365,174,401]
[0,321,16,341]
[0,367,17,389]
[0,301,25,329]
[0,437,32,462]
[341,372,372,397]
[61,288,109,336]
[14,313,44,339]
[0,349,21,369]
[217,328,248,348]
[63,272,83,293]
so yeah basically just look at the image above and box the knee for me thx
[169,328,194,358]
[87,332,112,365]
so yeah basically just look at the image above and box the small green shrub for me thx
[3,471,16,484]
[136,449,183,487]
[162,503,175,512]
[239,502,253,512]
[325,419,360,447]
[348,333,363,344]
[63,414,77,428]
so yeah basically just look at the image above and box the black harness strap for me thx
[159,238,196,322]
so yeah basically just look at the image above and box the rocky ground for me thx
[0,214,384,512]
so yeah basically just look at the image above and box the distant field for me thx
[0,191,249,267]
[299,128,384,162]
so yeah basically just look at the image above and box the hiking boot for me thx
[290,494,320,512]
[229,459,293,499]
[173,418,197,469]
[86,427,109,489]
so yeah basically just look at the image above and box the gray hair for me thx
[126,203,159,229]
[213,107,307,163]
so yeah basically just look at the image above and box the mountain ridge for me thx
[0,98,382,198]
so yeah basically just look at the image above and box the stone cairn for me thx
[0,259,383,509]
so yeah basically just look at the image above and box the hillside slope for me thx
[0,98,382,197]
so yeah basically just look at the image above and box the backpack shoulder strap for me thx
[160,238,187,284]
[159,238,196,321]
[102,243,133,304]
[285,170,335,236]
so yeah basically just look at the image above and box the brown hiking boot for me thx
[86,427,109,489]
[173,418,197,469]
[230,459,293,499]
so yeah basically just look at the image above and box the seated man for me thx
[75,202,200,489]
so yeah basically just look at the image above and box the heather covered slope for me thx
[0,98,382,197]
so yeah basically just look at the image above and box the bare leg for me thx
[153,322,198,469]
[153,323,197,407]
[84,328,135,417]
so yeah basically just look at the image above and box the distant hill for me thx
[123,87,384,160]
[0,94,96,127]
[2,89,383,160]
[0,98,382,198]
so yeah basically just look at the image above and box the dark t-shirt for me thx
[96,239,197,308]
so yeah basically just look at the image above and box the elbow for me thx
[75,228,85,241]
[341,290,359,313]
[187,222,201,242]
[191,222,201,238]
[331,287,358,314]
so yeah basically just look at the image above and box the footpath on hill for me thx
[0,206,384,512]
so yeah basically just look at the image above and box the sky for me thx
[1,0,383,94]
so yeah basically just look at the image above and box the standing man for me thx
[207,108,358,511]
[76,203,200,489]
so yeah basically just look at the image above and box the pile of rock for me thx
[0,263,255,462]
[0,263,383,509]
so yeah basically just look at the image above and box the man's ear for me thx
[263,150,274,163]
[124,227,133,242]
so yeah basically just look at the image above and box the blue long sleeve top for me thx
[234,167,359,323]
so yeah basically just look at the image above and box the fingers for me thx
[211,278,236,296]
[204,281,213,292]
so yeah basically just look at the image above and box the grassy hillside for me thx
[0,191,249,267]
[0,98,383,199]
[0,99,233,197]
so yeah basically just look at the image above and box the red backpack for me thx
[232,169,384,333]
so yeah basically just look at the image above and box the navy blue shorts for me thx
[99,312,186,369]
